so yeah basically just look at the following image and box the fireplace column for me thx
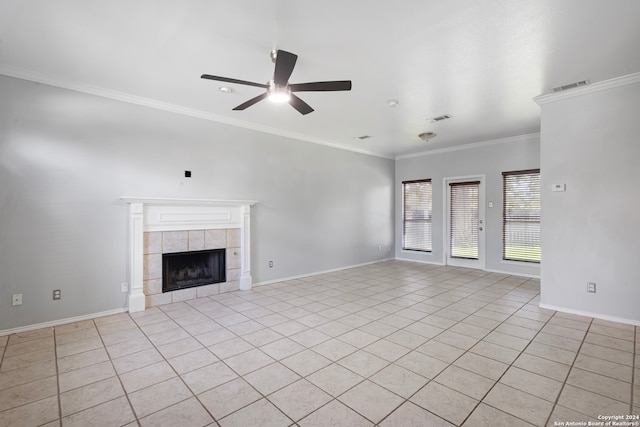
[240,205,252,290]
[128,202,146,312]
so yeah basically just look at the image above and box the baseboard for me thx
[394,257,445,266]
[394,257,538,278]
[484,268,540,279]
[0,308,127,337]
[539,303,640,326]
[253,258,393,287]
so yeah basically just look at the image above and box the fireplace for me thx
[162,248,226,293]
[121,197,256,312]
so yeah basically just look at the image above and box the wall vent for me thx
[551,80,590,93]
[428,114,452,123]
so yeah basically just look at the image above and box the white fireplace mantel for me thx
[121,197,257,312]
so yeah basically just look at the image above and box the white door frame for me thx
[443,175,486,270]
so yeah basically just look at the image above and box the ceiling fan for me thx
[201,49,352,115]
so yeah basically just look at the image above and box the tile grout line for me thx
[223,268,625,424]
[337,271,541,424]
[193,301,370,426]
[455,291,557,427]
[542,316,595,426]
[632,325,637,414]
[149,303,295,426]
[0,334,8,372]
[53,326,63,425]
[132,308,222,425]
[93,317,145,426]
[5,262,636,426]
[195,268,519,425]
[373,279,546,426]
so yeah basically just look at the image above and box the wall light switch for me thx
[552,183,566,192]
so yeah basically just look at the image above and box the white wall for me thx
[395,135,541,277]
[0,75,395,331]
[537,74,640,324]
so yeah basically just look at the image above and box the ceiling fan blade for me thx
[273,50,298,86]
[201,74,267,89]
[289,94,314,115]
[232,93,268,111]
[289,81,352,92]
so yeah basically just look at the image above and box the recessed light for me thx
[387,99,399,108]
[219,86,233,93]
[354,135,373,141]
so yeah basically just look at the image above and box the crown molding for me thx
[534,72,640,105]
[395,133,540,160]
[0,65,393,160]
[120,197,257,206]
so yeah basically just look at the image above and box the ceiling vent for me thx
[551,80,590,93]
[428,114,452,123]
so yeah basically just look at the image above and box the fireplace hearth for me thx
[162,248,226,293]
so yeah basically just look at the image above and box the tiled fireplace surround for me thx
[122,198,257,313]
[143,228,242,308]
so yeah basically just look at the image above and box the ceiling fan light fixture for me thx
[267,81,291,103]
[268,91,291,103]
[418,132,437,141]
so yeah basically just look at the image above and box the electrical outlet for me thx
[53,289,61,300]
[587,282,596,293]
[12,294,22,306]
[121,282,129,293]
[269,260,273,268]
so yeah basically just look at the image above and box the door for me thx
[445,177,484,269]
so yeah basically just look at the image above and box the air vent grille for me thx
[428,114,452,123]
[551,80,590,93]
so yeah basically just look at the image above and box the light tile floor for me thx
[1,260,638,426]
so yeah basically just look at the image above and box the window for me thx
[402,179,432,252]
[503,169,541,263]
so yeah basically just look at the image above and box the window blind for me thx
[503,169,541,263]
[402,179,432,252]
[449,181,480,259]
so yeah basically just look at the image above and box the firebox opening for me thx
[162,248,226,293]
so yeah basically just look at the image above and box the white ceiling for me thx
[1,1,639,158]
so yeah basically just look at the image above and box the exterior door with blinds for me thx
[445,178,484,269]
